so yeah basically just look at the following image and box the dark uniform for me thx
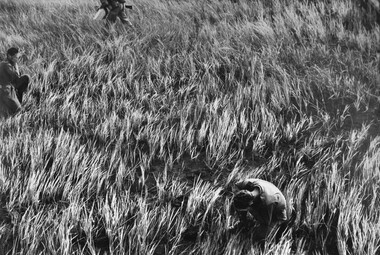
[0,60,29,118]
[100,0,132,26]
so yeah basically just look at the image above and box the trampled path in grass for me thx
[0,0,380,254]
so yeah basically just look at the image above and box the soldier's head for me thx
[7,47,20,65]
[233,190,259,211]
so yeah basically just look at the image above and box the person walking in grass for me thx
[232,178,287,240]
[99,0,133,28]
[0,47,30,118]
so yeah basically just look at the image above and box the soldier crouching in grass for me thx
[0,47,30,118]
[99,0,133,28]
[231,178,287,241]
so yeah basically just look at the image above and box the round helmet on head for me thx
[7,47,19,56]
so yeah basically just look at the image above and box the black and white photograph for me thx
[0,0,379,254]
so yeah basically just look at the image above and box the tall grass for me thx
[0,0,379,254]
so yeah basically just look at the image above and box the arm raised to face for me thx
[233,188,260,211]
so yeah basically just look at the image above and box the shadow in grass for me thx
[71,216,110,255]
[291,204,341,255]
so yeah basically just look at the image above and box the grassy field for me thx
[0,0,379,254]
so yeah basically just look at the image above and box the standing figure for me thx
[99,0,133,27]
[0,47,30,118]
[232,178,287,240]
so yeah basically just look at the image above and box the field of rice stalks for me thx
[0,0,379,254]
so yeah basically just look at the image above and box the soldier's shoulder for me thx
[0,61,12,69]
